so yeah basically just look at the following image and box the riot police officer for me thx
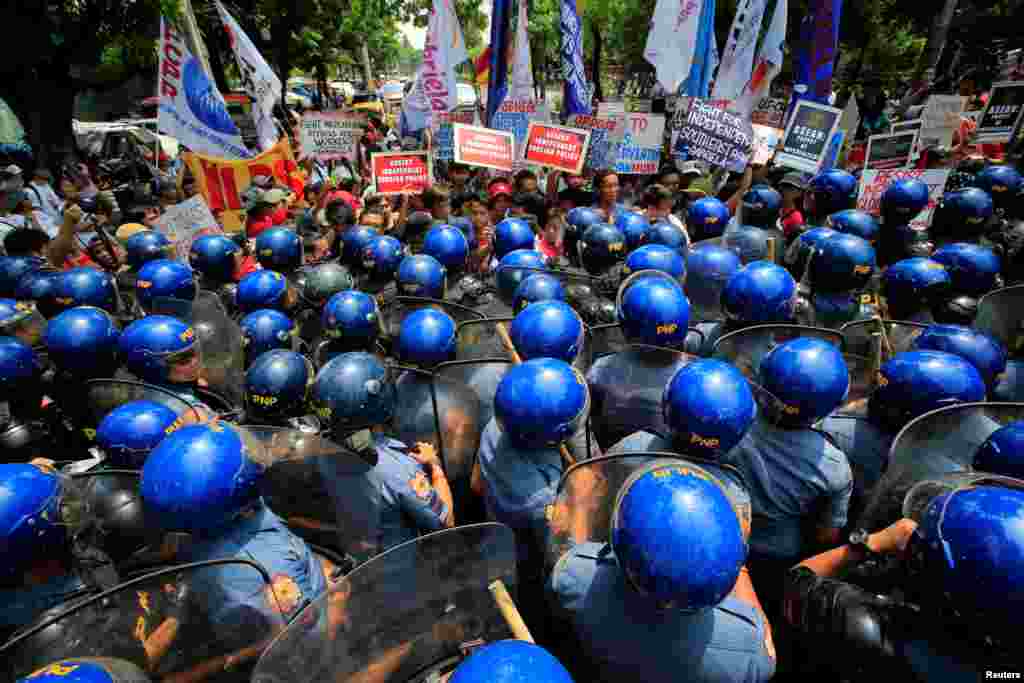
[244,350,316,428]
[877,178,932,265]
[828,209,880,245]
[621,244,686,285]
[930,187,994,248]
[615,211,651,253]
[240,309,298,368]
[422,224,469,277]
[188,233,242,312]
[95,400,181,470]
[512,273,566,314]
[684,244,742,331]
[236,270,300,315]
[117,316,206,405]
[974,421,1024,478]
[15,657,152,683]
[449,641,574,683]
[881,257,952,323]
[360,235,406,297]
[0,336,52,460]
[686,196,730,242]
[700,261,798,356]
[931,242,1001,299]
[314,290,384,366]
[741,184,782,230]
[493,218,536,263]
[255,227,304,276]
[123,231,172,272]
[493,250,547,315]
[563,207,602,267]
[296,262,356,343]
[54,268,120,317]
[0,298,46,348]
[395,254,447,300]
[805,169,857,225]
[911,324,1007,394]
[133,259,196,314]
[801,232,879,329]
[508,301,585,364]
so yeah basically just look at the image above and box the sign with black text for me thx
[672,99,753,173]
[864,131,918,170]
[976,81,1024,144]
[775,100,842,173]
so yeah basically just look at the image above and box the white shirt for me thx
[27,181,63,221]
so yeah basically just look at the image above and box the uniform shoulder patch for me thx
[409,470,432,500]
[266,573,303,616]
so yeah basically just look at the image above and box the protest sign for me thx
[153,195,222,260]
[491,98,548,170]
[433,110,478,162]
[599,100,627,119]
[920,95,964,148]
[775,100,842,173]
[857,169,951,229]
[820,130,846,172]
[371,151,432,195]
[523,123,591,174]
[751,97,787,128]
[865,131,918,170]
[452,124,515,172]
[892,119,923,137]
[976,81,1024,143]
[615,114,666,174]
[673,99,753,173]
[299,111,365,162]
[184,137,295,233]
[567,113,626,170]
[751,124,784,166]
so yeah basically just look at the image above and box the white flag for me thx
[734,0,787,118]
[510,0,535,101]
[420,0,469,121]
[401,68,432,135]
[217,2,282,152]
[644,0,703,94]
[712,0,768,100]
[157,18,249,159]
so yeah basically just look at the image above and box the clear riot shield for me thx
[545,453,751,575]
[902,472,1024,523]
[81,379,204,434]
[712,324,845,380]
[379,297,484,339]
[588,323,705,359]
[839,319,928,359]
[858,402,1024,532]
[433,359,513,436]
[976,285,1024,353]
[0,559,290,683]
[250,523,518,683]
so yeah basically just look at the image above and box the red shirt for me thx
[236,254,261,279]
[63,252,97,270]
[780,208,804,238]
[535,236,563,260]
[247,214,275,239]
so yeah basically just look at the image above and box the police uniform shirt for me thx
[0,571,89,631]
[368,434,449,552]
[993,359,1024,402]
[818,415,893,504]
[549,541,776,683]
[725,416,853,560]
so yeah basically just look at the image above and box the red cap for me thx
[326,190,362,212]
[488,182,513,199]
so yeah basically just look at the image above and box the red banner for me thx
[452,124,515,172]
[371,152,433,195]
[523,123,591,174]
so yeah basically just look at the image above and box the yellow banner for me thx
[183,138,295,233]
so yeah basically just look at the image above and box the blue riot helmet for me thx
[617,271,690,348]
[0,256,46,298]
[255,227,303,273]
[931,242,1001,297]
[44,306,120,377]
[245,350,314,422]
[973,165,1023,211]
[611,460,745,611]
[450,641,574,683]
[493,217,535,261]
[301,262,357,308]
[807,169,857,219]
[189,234,241,284]
[868,350,986,433]
[807,233,876,293]
[362,235,406,281]
[494,358,588,448]
[615,211,651,251]
[828,209,880,244]
[124,230,172,271]
[723,224,771,263]
[758,337,850,427]
[396,254,446,299]
[623,244,686,284]
[513,273,566,313]
[134,259,197,312]
[931,188,994,242]
[741,185,782,228]
[15,268,60,312]
[881,257,952,318]
[422,224,469,271]
[565,207,602,264]
[496,249,547,302]
[141,423,266,534]
[236,270,298,314]
[686,197,730,241]
[510,301,585,363]
[321,290,381,351]
[240,309,297,365]
[974,422,1024,478]
[578,223,626,275]
[0,298,45,346]
[646,220,689,257]
[0,336,40,398]
[16,658,152,683]
[880,177,930,225]
[340,225,380,266]
[684,245,741,321]
[96,400,180,469]
[313,351,396,438]
[395,308,457,368]
[663,359,756,458]
[911,324,1007,392]
[118,315,199,385]
[785,226,838,278]
[722,261,797,325]
[57,267,119,314]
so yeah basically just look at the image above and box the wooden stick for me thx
[488,579,535,643]
[875,316,895,359]
[766,237,777,264]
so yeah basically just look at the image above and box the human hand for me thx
[868,518,918,555]
[409,441,442,470]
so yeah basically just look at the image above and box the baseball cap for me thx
[116,223,150,243]
[778,173,807,191]
[677,160,705,177]
[1,164,22,176]
[683,177,714,197]
[488,181,513,199]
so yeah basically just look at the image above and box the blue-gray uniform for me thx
[178,504,328,624]
[993,359,1024,402]
[726,416,853,561]
[548,541,776,683]
[0,571,89,633]
[818,413,893,508]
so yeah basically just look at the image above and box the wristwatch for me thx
[848,529,875,557]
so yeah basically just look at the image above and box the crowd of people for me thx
[1,85,1024,683]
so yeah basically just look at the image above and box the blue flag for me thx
[786,0,842,122]
[561,0,591,117]
[681,0,718,97]
[486,0,513,126]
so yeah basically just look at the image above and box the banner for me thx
[786,0,841,120]
[775,99,841,173]
[371,152,433,195]
[673,99,754,172]
[153,195,223,261]
[510,0,534,101]
[819,129,845,171]
[487,0,513,123]
[751,123,784,165]
[492,99,548,168]
[216,2,281,152]
[422,0,470,124]
[865,130,918,170]
[857,169,951,229]
[734,0,787,119]
[682,0,718,97]
[713,0,768,100]
[919,95,964,148]
[158,18,249,159]
[523,122,591,174]
[976,81,1024,144]
[567,113,626,170]
[434,110,478,161]
[644,0,702,95]
[184,138,294,232]
[453,124,515,172]
[561,0,592,116]
[615,114,666,174]
[751,98,787,127]
[300,112,365,162]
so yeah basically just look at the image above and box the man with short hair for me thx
[421,184,451,224]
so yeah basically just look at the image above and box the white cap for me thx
[2,164,22,176]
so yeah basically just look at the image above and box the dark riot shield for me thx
[588,323,706,359]
[380,297,483,339]
[839,319,927,359]
[858,402,1024,531]
[455,318,516,362]
[712,324,845,380]
[71,470,150,565]
[976,285,1024,353]
[902,472,1024,524]
[433,359,513,435]
[250,523,518,683]
[81,379,204,435]
[544,453,751,576]
[0,560,289,683]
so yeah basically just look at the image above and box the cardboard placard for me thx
[152,195,222,260]
[615,114,666,175]
[522,122,591,174]
[491,98,549,170]
[751,97,787,128]
[865,131,919,170]
[976,81,1024,144]
[856,168,951,229]
[567,114,626,170]
[775,100,843,173]
[452,124,516,172]
[920,95,964,148]
[371,151,432,195]
[299,111,366,162]
[433,110,477,162]
[673,98,753,173]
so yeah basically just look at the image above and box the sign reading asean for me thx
[523,122,591,174]
[453,124,515,172]
[372,152,433,195]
